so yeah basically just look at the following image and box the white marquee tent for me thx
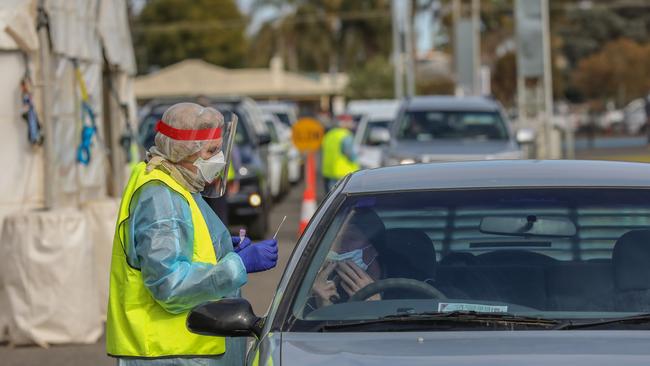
[0,0,136,346]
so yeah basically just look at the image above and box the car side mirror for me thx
[368,127,391,146]
[187,298,264,339]
[258,134,272,146]
[516,128,536,145]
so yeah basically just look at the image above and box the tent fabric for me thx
[98,0,136,74]
[50,58,108,208]
[0,0,136,345]
[45,0,102,63]
[134,59,345,100]
[0,209,103,346]
[81,199,119,319]
[0,54,43,343]
[0,52,45,224]
[0,0,38,52]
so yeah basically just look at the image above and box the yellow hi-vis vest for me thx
[106,162,225,358]
[321,127,360,179]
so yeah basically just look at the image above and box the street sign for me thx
[292,118,324,152]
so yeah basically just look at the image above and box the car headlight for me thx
[248,193,262,207]
[399,158,416,165]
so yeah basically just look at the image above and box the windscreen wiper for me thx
[318,311,561,332]
[554,313,650,330]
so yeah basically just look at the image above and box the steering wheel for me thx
[348,278,448,302]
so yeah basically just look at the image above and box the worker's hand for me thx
[336,261,380,301]
[236,239,278,273]
[232,236,251,253]
[312,262,340,307]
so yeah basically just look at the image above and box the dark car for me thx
[378,96,534,165]
[137,97,272,238]
[212,98,272,238]
[189,160,650,365]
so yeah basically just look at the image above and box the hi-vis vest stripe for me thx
[321,127,360,179]
[106,162,225,358]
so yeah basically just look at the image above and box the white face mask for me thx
[327,246,374,271]
[194,151,226,183]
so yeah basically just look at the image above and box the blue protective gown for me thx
[118,181,247,366]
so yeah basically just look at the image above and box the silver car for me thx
[189,160,650,365]
[380,96,533,165]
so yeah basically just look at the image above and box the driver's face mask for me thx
[193,151,225,183]
[327,246,375,271]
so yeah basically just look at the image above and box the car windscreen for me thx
[138,113,160,151]
[265,120,279,143]
[289,188,650,329]
[273,112,292,127]
[396,111,509,141]
[361,120,391,145]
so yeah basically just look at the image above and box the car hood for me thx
[387,139,521,161]
[280,331,650,365]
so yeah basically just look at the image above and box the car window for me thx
[265,120,279,143]
[396,111,509,141]
[273,112,292,127]
[291,188,650,327]
[361,120,391,145]
[138,113,161,151]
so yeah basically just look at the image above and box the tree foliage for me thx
[345,57,394,100]
[133,0,248,73]
[572,38,650,106]
[249,0,392,72]
[558,8,649,68]
[491,51,516,107]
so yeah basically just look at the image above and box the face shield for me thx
[201,112,237,198]
[155,112,238,198]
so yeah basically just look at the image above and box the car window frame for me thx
[395,110,510,142]
[273,186,650,332]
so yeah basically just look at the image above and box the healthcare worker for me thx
[321,114,360,191]
[106,103,278,365]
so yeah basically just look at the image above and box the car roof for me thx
[342,160,650,193]
[404,95,501,112]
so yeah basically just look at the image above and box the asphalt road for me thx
[0,182,306,366]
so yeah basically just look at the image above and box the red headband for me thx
[156,120,222,141]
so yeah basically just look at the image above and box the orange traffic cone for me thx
[298,153,317,236]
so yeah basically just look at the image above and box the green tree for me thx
[133,0,248,73]
[558,7,649,68]
[491,51,516,107]
[572,38,650,106]
[249,0,392,72]
[345,57,394,100]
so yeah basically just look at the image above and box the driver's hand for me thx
[312,262,340,307]
[336,261,380,301]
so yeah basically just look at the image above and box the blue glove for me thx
[236,239,278,273]
[232,236,252,253]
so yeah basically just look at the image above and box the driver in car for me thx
[311,208,384,307]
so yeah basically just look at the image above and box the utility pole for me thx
[392,0,416,99]
[471,0,481,95]
[515,0,556,159]
[453,0,480,96]
[392,0,404,99]
[404,0,416,98]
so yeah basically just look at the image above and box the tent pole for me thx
[37,2,55,209]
